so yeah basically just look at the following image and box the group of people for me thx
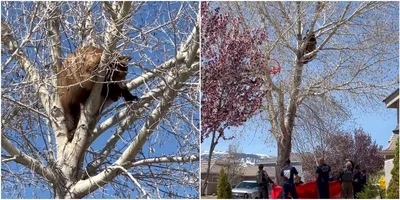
[256,159,300,199]
[316,158,367,199]
[256,158,368,199]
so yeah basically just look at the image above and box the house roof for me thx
[242,166,275,176]
[381,133,398,155]
[393,124,399,134]
[200,160,223,174]
[383,88,399,108]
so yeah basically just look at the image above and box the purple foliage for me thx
[201,2,279,142]
[301,129,384,181]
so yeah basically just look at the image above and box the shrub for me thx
[356,176,380,199]
[386,137,399,198]
[217,168,232,199]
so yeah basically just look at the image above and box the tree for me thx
[209,2,398,184]
[1,2,199,198]
[200,2,279,193]
[217,168,232,199]
[297,129,385,180]
[225,142,244,186]
[387,137,399,198]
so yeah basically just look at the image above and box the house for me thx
[381,88,399,188]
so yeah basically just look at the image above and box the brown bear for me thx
[57,46,138,141]
[302,31,317,64]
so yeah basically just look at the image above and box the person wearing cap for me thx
[256,164,274,199]
[316,158,331,199]
[339,161,354,199]
[280,159,299,199]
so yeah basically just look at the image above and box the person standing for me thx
[256,164,274,199]
[316,158,331,199]
[339,162,354,199]
[353,166,362,198]
[280,159,299,199]
[360,169,367,191]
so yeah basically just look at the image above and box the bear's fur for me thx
[57,46,138,141]
[302,32,317,64]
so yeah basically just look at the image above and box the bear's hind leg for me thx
[121,87,139,102]
[67,103,81,142]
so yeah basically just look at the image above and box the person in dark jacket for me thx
[360,169,367,190]
[339,162,354,199]
[353,165,362,198]
[257,164,274,199]
[281,159,299,199]
[316,158,331,199]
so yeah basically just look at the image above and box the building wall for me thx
[384,158,394,189]
[201,180,218,195]
[201,173,219,183]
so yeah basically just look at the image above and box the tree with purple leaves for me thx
[211,1,398,185]
[298,129,384,181]
[200,2,281,195]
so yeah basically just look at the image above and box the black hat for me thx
[285,159,291,164]
[258,164,264,169]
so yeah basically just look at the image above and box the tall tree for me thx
[225,142,244,186]
[1,2,199,198]
[200,2,279,193]
[217,168,232,199]
[387,138,399,198]
[211,2,398,184]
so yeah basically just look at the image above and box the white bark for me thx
[2,2,199,198]
[216,1,398,185]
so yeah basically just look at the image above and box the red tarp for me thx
[271,181,342,199]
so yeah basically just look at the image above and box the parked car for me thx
[232,180,260,199]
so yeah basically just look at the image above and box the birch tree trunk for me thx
[1,2,200,198]
[215,1,398,185]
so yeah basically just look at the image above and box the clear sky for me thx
[1,1,199,199]
[201,1,399,157]
[201,95,398,156]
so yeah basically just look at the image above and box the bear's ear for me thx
[118,56,132,64]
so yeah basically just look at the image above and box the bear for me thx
[57,46,139,141]
[302,31,317,64]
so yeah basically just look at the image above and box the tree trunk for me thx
[275,137,292,186]
[54,185,68,199]
[201,130,217,196]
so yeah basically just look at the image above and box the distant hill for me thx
[201,150,275,167]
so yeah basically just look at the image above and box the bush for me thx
[377,177,386,199]
[387,137,399,198]
[217,168,232,199]
[356,176,380,199]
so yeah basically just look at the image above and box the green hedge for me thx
[387,137,399,198]
[217,168,232,199]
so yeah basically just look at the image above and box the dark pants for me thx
[317,182,330,199]
[282,182,298,199]
[258,185,269,199]
[354,185,362,198]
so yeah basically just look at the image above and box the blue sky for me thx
[201,101,398,156]
[201,1,399,157]
[1,1,199,199]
